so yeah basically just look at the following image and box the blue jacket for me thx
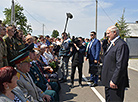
[86,38,101,63]
[59,38,71,57]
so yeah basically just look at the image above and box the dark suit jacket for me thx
[102,37,129,88]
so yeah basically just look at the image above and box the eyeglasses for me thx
[106,33,110,35]
[90,34,94,36]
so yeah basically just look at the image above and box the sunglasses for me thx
[90,34,94,36]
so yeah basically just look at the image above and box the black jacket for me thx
[71,45,86,64]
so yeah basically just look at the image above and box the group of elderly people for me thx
[0,22,61,102]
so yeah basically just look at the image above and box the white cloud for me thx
[98,1,113,9]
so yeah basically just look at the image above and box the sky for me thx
[0,0,138,39]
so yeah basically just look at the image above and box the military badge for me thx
[37,78,40,81]
[18,42,22,45]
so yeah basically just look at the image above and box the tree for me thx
[3,3,32,35]
[51,30,59,38]
[115,9,130,39]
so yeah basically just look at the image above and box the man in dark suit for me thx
[102,32,108,54]
[102,25,129,102]
[86,31,101,87]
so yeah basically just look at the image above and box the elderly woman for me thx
[0,66,30,102]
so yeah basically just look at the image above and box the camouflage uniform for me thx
[3,36,18,65]
[0,37,8,67]
[14,37,25,51]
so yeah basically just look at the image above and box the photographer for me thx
[59,32,71,83]
[70,38,86,88]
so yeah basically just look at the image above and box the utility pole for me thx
[95,0,98,37]
[42,24,45,36]
[11,0,15,25]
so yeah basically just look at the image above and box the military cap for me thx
[10,51,32,64]
[19,43,34,53]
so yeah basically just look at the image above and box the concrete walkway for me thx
[128,59,138,71]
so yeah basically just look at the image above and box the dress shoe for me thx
[91,83,98,87]
[88,80,94,83]
[79,84,83,88]
[70,84,74,88]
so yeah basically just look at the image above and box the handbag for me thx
[89,64,98,75]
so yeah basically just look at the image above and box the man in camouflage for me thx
[3,26,18,65]
[14,29,25,51]
[0,25,8,67]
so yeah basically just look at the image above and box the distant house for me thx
[125,21,138,57]
[127,21,138,38]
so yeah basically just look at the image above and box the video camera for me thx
[69,36,80,47]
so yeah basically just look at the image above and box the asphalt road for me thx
[59,60,138,102]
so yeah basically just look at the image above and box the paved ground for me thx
[128,59,138,71]
[58,59,138,102]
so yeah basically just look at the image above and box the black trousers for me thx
[71,62,83,84]
[105,86,125,102]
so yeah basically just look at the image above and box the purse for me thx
[89,64,98,75]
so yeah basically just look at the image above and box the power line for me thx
[15,0,51,33]
[31,0,95,3]
[98,2,115,24]
[15,0,42,25]
[24,10,42,25]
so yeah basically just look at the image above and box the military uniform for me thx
[29,61,59,101]
[16,69,45,102]
[3,36,18,65]
[19,43,34,53]
[14,37,25,51]
[10,52,44,102]
[0,37,8,67]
